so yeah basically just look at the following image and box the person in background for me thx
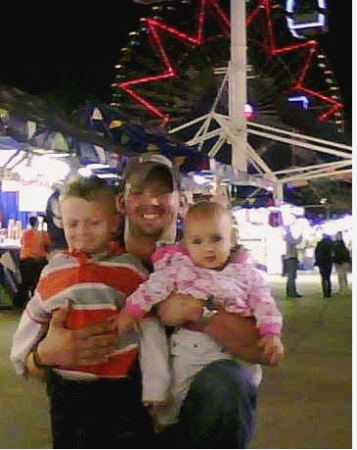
[10,175,154,449]
[13,216,51,308]
[45,188,68,254]
[333,231,351,294]
[283,229,303,298]
[116,201,284,430]
[20,154,272,449]
[314,233,334,298]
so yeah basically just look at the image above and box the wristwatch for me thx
[196,307,217,327]
[206,295,217,311]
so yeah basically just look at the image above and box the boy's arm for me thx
[10,302,48,376]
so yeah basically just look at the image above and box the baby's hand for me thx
[257,334,284,366]
[112,310,138,336]
[143,401,166,433]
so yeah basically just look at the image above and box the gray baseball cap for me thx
[123,153,181,193]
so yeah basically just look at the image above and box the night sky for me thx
[0,1,352,129]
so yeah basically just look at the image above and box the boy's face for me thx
[184,213,232,269]
[60,197,118,255]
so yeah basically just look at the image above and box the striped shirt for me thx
[10,248,148,380]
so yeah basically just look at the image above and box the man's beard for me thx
[126,214,177,243]
[131,222,164,240]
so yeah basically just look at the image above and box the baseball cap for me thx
[123,153,181,193]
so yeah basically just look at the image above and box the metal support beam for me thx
[229,0,247,171]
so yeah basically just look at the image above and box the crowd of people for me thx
[282,228,351,300]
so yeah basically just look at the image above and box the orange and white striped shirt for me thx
[10,248,148,380]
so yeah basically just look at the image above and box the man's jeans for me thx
[285,257,299,297]
[318,264,332,297]
[157,359,258,449]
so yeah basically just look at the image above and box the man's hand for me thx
[157,293,205,326]
[257,334,284,366]
[35,300,117,369]
[202,310,276,365]
[157,293,283,366]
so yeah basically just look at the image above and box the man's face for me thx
[123,177,180,240]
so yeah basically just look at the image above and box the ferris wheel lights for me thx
[113,0,343,131]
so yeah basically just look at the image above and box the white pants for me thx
[158,328,262,425]
[336,263,350,293]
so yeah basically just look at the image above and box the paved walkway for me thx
[0,271,352,448]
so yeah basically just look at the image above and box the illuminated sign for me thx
[288,95,310,109]
[285,0,328,39]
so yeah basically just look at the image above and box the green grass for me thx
[0,273,352,449]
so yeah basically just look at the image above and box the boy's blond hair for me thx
[59,175,117,215]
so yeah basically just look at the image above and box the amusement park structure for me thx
[116,0,352,203]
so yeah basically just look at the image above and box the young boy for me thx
[10,175,153,448]
[116,201,284,426]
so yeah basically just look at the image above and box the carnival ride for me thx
[112,0,352,208]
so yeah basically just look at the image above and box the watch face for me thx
[206,295,216,311]
[202,307,217,320]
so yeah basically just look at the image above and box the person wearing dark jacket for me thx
[314,234,334,298]
[333,231,351,293]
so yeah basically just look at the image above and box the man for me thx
[315,233,334,298]
[283,229,303,298]
[14,216,51,308]
[25,154,275,448]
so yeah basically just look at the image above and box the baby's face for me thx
[184,214,232,269]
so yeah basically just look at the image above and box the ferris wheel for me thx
[111,0,351,207]
[112,0,344,132]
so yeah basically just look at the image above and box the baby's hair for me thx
[60,175,117,215]
[185,201,232,223]
[185,201,237,245]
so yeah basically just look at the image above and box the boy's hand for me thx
[257,334,284,366]
[111,310,138,336]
